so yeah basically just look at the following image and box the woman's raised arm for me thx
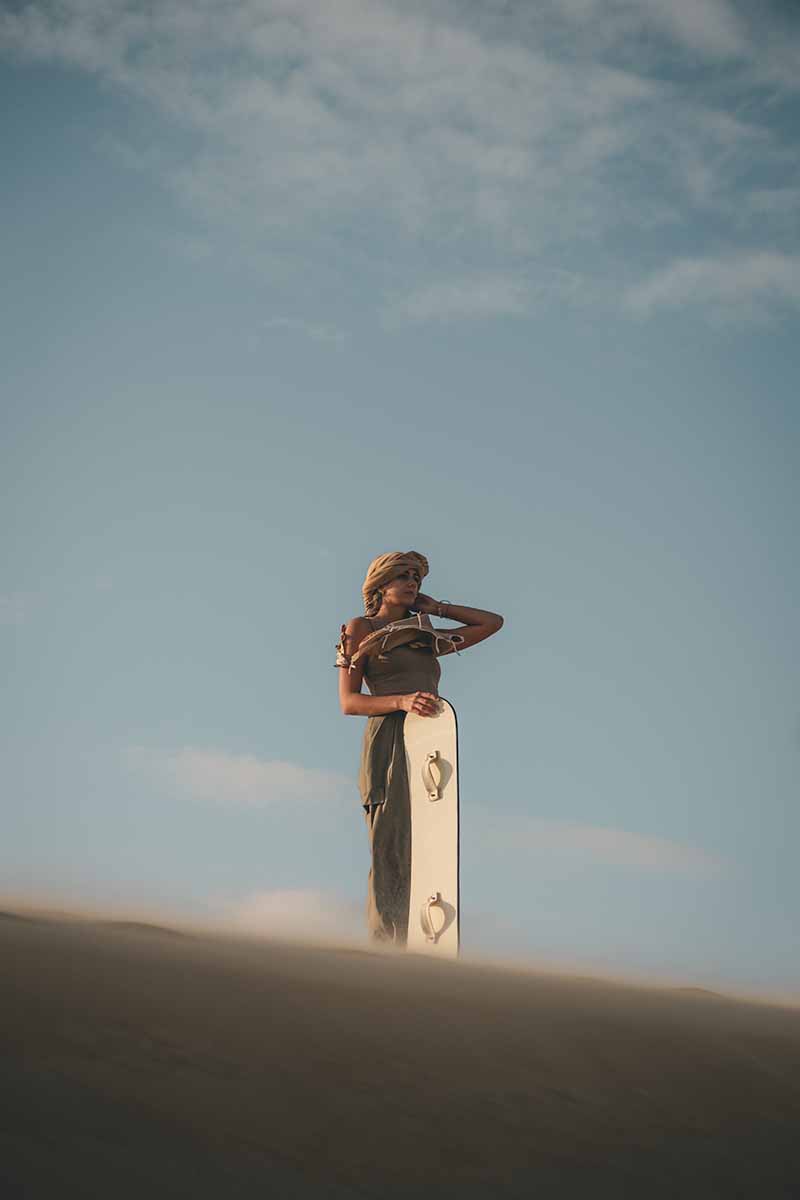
[414,595,503,653]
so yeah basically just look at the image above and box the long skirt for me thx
[359,711,411,945]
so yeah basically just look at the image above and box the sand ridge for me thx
[3,910,799,1197]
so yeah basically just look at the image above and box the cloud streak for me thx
[490,819,722,874]
[221,887,364,942]
[262,316,346,344]
[2,0,798,320]
[127,745,352,807]
[0,593,30,626]
[391,276,529,323]
[601,0,747,60]
[625,252,800,319]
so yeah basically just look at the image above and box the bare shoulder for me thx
[343,616,371,653]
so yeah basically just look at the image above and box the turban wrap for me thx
[362,551,429,617]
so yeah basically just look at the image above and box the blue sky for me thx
[2,1,798,996]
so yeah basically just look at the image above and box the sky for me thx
[2,0,799,997]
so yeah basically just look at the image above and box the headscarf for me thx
[362,550,429,617]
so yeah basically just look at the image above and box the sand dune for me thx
[3,910,799,1198]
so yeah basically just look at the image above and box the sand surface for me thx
[3,910,800,1198]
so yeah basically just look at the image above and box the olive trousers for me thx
[359,711,411,946]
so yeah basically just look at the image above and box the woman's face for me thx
[382,563,421,609]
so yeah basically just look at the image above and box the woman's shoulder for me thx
[335,615,372,669]
[339,615,372,656]
[344,615,372,636]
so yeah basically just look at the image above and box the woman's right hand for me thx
[399,691,439,716]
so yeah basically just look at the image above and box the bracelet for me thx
[437,600,452,618]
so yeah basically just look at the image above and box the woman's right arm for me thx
[337,618,438,717]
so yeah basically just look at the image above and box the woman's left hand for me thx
[412,592,439,615]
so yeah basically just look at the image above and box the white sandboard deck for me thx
[404,698,459,958]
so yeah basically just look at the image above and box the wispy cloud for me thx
[262,316,346,344]
[0,592,31,626]
[127,745,352,807]
[221,888,364,942]
[162,232,214,264]
[490,819,722,874]
[2,0,797,319]
[625,252,800,319]
[391,276,529,323]
[611,0,747,60]
[388,266,592,323]
[742,187,800,225]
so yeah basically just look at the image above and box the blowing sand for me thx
[3,908,799,1198]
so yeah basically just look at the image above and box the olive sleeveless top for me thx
[362,617,441,697]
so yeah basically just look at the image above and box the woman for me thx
[335,550,503,946]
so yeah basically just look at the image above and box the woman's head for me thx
[362,550,429,616]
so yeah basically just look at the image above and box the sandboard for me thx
[404,698,459,957]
